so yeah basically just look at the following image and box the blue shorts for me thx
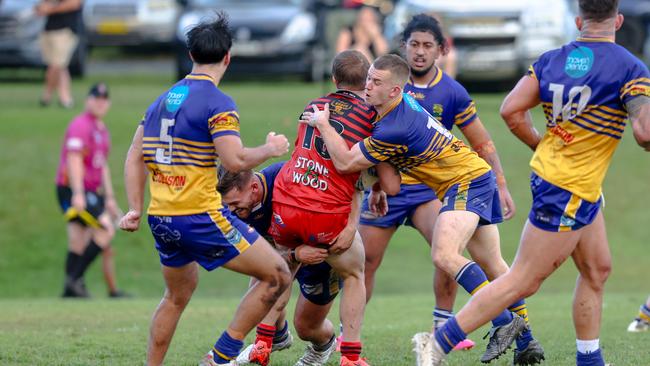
[359,183,438,228]
[440,171,503,226]
[148,208,260,271]
[528,172,601,232]
[295,262,340,305]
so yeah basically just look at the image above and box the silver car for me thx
[83,0,181,46]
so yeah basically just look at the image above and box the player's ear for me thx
[188,51,195,63]
[614,13,624,31]
[575,16,582,31]
[223,52,231,67]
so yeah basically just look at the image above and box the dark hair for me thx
[373,54,410,87]
[332,50,371,90]
[579,0,619,22]
[186,11,232,65]
[217,164,254,195]
[402,14,447,52]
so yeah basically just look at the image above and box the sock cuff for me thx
[433,308,454,318]
[214,331,243,360]
[455,261,477,281]
[576,338,600,354]
[641,303,650,316]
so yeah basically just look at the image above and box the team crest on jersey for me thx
[412,92,425,100]
[432,104,443,119]
[565,46,594,78]
[165,85,189,113]
[330,100,352,115]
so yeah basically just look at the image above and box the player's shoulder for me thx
[262,161,285,181]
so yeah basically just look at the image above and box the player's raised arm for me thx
[500,74,543,151]
[460,118,515,219]
[301,103,374,174]
[213,132,289,172]
[120,125,147,232]
[627,96,650,151]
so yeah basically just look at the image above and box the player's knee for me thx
[432,249,454,274]
[164,288,194,309]
[259,262,291,304]
[293,316,316,340]
[581,261,611,291]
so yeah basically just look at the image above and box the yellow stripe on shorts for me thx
[559,194,582,232]
[208,210,251,253]
[454,181,470,211]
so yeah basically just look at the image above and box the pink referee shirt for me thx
[56,111,111,192]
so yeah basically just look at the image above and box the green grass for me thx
[0,74,649,364]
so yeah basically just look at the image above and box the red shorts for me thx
[270,202,349,249]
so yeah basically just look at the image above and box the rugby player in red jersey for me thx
[268,50,399,366]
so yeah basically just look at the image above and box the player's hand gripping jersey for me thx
[274,90,377,213]
[360,93,490,198]
[140,74,240,215]
[529,38,650,203]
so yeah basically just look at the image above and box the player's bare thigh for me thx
[466,224,509,279]
[431,210,480,273]
[411,198,442,246]
[507,220,583,296]
[224,236,290,282]
[326,231,364,278]
[571,211,611,287]
[359,225,396,268]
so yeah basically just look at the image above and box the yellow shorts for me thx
[39,28,78,67]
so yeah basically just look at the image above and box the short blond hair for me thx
[373,54,410,88]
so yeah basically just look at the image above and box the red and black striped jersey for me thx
[273,90,377,214]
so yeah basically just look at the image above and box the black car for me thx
[174,0,326,81]
[0,0,87,77]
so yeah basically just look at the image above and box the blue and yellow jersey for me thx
[247,162,284,236]
[529,38,650,202]
[141,73,241,215]
[359,93,490,198]
[401,67,477,185]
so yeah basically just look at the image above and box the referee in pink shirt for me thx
[55,82,127,298]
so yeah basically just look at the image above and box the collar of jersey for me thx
[335,89,365,102]
[408,66,442,88]
[576,36,614,43]
[185,73,218,86]
[379,94,403,120]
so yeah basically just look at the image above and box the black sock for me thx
[65,251,82,277]
[71,240,102,280]
[313,334,336,352]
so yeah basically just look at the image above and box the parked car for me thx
[0,0,87,77]
[617,0,650,62]
[384,0,577,83]
[83,0,181,46]
[174,0,326,81]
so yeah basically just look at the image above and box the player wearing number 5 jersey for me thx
[119,13,292,366]
[430,1,650,365]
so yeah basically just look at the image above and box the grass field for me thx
[0,73,649,365]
